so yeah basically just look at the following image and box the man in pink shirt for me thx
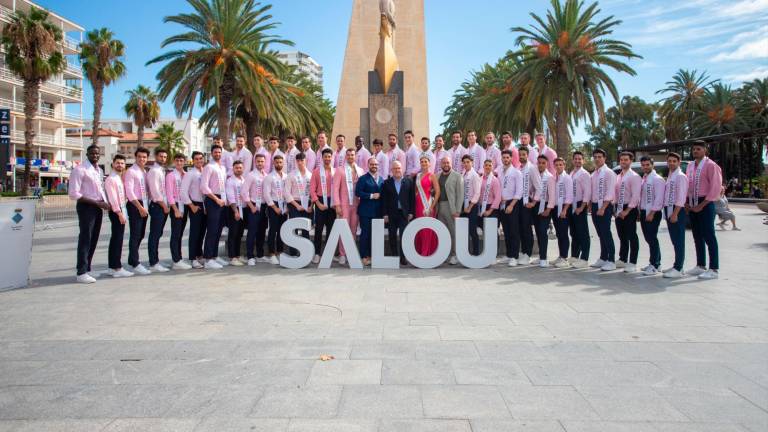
[242,153,269,265]
[201,144,229,269]
[225,160,246,266]
[300,136,316,172]
[517,147,541,265]
[498,149,523,266]
[69,144,110,283]
[590,148,618,271]
[284,135,300,175]
[264,154,288,265]
[123,147,151,275]
[285,153,313,255]
[478,160,501,246]
[251,134,268,172]
[166,153,191,270]
[549,158,573,268]
[483,132,502,174]
[663,152,689,278]
[354,136,372,174]
[532,132,557,175]
[466,131,486,174]
[314,131,332,168]
[372,138,389,179]
[311,148,336,263]
[104,154,133,279]
[386,133,406,177]
[404,130,421,177]
[224,134,252,177]
[180,151,206,268]
[685,141,723,280]
[519,133,533,158]
[433,134,449,175]
[638,156,666,276]
[568,151,592,268]
[147,149,170,273]
[332,148,364,265]
[265,136,285,174]
[614,151,642,273]
[447,131,467,173]
[500,132,520,169]
[332,134,347,169]
[418,136,435,173]
[533,155,553,268]
[460,154,482,255]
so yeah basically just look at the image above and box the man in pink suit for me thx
[614,151,642,273]
[548,158,574,268]
[332,148,364,265]
[685,140,723,280]
[311,148,336,263]
[166,153,191,270]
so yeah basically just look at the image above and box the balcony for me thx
[0,97,82,123]
[0,65,83,101]
[63,62,82,78]
[10,129,83,150]
[0,5,81,53]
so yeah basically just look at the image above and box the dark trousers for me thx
[640,210,662,268]
[499,200,520,259]
[615,206,639,264]
[107,210,125,270]
[169,207,188,263]
[689,200,719,270]
[227,208,245,258]
[534,211,549,260]
[313,202,335,256]
[148,202,168,266]
[568,202,590,260]
[267,207,287,254]
[76,202,103,275]
[518,204,535,256]
[187,203,206,260]
[461,209,480,255]
[127,203,148,267]
[288,207,312,256]
[591,203,615,262]
[387,210,409,261]
[666,209,687,271]
[203,196,225,259]
[246,204,268,259]
[551,211,570,259]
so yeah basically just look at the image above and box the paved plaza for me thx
[0,204,766,432]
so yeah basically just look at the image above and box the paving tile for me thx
[337,385,422,418]
[421,385,511,419]
[451,360,530,385]
[499,385,600,420]
[250,385,341,418]
[574,385,688,421]
[470,419,566,432]
[378,419,471,432]
[193,417,289,432]
[654,387,768,424]
[381,360,455,384]
[307,360,382,385]
[287,419,378,432]
[102,418,200,432]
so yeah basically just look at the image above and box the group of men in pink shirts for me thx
[69,129,722,282]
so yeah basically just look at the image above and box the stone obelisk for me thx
[332,0,429,148]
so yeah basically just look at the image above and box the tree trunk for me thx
[22,79,41,196]
[137,124,144,149]
[217,73,235,151]
[91,81,104,147]
[554,106,571,160]
[244,111,259,154]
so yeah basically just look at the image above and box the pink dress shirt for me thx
[311,166,335,206]
[147,165,167,203]
[531,145,558,174]
[262,171,288,210]
[640,171,666,212]
[69,160,106,202]
[225,175,245,206]
[179,167,203,204]
[314,144,331,169]
[332,146,347,169]
[448,145,468,173]
[570,167,592,204]
[302,147,317,172]
[224,147,253,177]
[241,169,267,207]
[386,146,406,176]
[664,169,689,215]
[252,146,268,171]
[285,169,313,209]
[284,146,300,175]
[520,162,541,204]
[485,145,502,173]
[264,149,285,174]
[373,150,390,178]
[123,164,148,206]
[104,173,126,213]
[686,157,723,205]
[433,149,450,174]
[478,174,502,212]
[165,169,184,207]
[355,147,372,173]
[462,169,482,209]
[590,165,617,205]
[499,165,523,201]
[615,169,642,210]
[405,144,422,176]
[200,161,226,196]
[547,172,574,212]
[502,145,521,169]
[332,163,364,209]
[466,143,486,173]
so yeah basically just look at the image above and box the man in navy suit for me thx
[381,161,414,265]
[355,156,385,265]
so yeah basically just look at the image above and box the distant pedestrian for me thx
[715,187,740,231]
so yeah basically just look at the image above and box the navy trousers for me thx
[246,204,268,259]
[186,202,206,260]
[461,209,480,255]
[203,196,225,259]
[689,200,719,270]
[551,210,570,259]
[666,209,687,271]
[518,204,535,257]
[107,210,125,270]
[169,207,188,263]
[127,203,148,267]
[615,206,639,264]
[499,200,520,259]
[591,203,615,262]
[640,210,662,268]
[568,202,590,260]
[148,202,168,266]
[76,202,103,275]
[533,211,550,260]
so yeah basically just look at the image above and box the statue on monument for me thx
[375,0,399,93]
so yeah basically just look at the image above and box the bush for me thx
[0,191,20,197]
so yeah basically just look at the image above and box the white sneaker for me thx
[191,260,204,269]
[76,274,96,284]
[643,266,658,276]
[338,256,347,265]
[230,258,244,266]
[555,259,571,269]
[687,266,706,276]
[508,258,518,267]
[661,266,675,274]
[615,260,626,268]
[112,268,133,278]
[663,269,684,278]
[150,263,169,273]
[640,264,652,273]
[518,254,530,265]
[312,254,321,264]
[172,260,192,270]
[247,258,256,266]
[269,255,280,265]
[204,259,223,270]
[590,259,606,268]
[624,263,637,273]
[257,256,271,263]
[104,269,115,277]
[572,259,588,269]
[550,257,563,266]
[333,256,341,263]
[567,257,577,265]
[600,262,617,271]
[698,269,719,280]
[539,259,549,268]
[132,264,151,275]
[215,257,230,267]
[449,256,458,265]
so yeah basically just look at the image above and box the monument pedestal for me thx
[360,71,412,148]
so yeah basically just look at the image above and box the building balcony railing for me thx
[0,5,81,53]
[64,62,82,77]
[10,129,83,149]
[0,97,82,122]
[0,65,83,100]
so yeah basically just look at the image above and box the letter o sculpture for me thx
[401,217,451,269]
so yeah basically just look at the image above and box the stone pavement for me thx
[0,204,766,431]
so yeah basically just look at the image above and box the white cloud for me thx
[720,0,768,16]
[724,66,768,82]
[712,37,768,61]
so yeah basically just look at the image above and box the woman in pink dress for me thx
[415,155,441,255]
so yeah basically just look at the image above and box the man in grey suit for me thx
[436,156,464,265]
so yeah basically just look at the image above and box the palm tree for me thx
[508,0,641,156]
[124,85,160,148]
[155,123,186,159]
[80,28,126,147]
[656,69,716,140]
[147,0,291,150]
[1,7,64,195]
[693,83,746,136]
[740,78,768,130]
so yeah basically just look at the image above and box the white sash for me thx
[174,171,182,204]
[235,180,243,219]
[617,173,627,211]
[274,174,285,212]
[479,176,492,215]
[691,157,709,206]
[154,168,167,204]
[597,167,606,208]
[138,169,148,210]
[297,170,310,209]
[216,164,225,195]
[453,147,462,171]
[320,167,331,206]
[666,169,679,219]
[642,174,654,211]
[556,174,565,215]
[502,166,511,190]
[345,164,355,204]
[522,164,530,205]
[463,171,471,209]
[337,150,345,168]
[115,175,126,215]
[96,168,107,202]
[416,172,432,216]
[538,172,549,215]
[254,172,263,208]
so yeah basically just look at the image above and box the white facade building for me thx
[0,0,84,191]
[86,117,210,156]
[277,51,323,88]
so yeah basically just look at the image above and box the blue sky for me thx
[40,0,768,141]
